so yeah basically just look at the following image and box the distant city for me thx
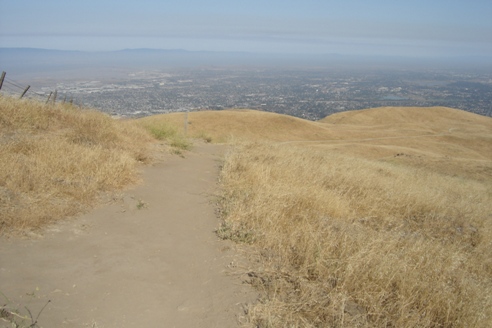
[1,49,491,120]
[50,68,492,120]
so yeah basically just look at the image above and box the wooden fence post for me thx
[20,85,30,99]
[46,92,53,104]
[52,90,57,104]
[184,111,189,136]
[0,71,6,91]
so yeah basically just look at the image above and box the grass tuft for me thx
[193,131,213,143]
[136,199,147,210]
[146,123,178,140]
[138,121,193,151]
[1,290,50,327]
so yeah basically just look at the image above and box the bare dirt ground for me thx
[0,142,256,327]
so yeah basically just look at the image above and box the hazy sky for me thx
[1,0,491,57]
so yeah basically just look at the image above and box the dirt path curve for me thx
[0,143,255,327]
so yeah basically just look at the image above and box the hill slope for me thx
[138,109,336,142]
[143,106,492,145]
[3,98,492,327]
[144,106,492,181]
[215,106,492,327]
[0,96,153,234]
[318,106,492,181]
[320,106,490,126]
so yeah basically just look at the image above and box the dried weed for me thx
[219,141,492,327]
[0,96,153,234]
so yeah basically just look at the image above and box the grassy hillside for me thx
[137,109,337,142]
[320,106,490,126]
[317,106,492,182]
[153,106,492,181]
[219,142,492,327]
[209,106,492,327]
[0,96,157,234]
[3,97,491,326]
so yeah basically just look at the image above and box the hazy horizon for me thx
[1,0,491,58]
[2,47,491,80]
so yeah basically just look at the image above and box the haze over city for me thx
[1,0,491,58]
[0,1,491,120]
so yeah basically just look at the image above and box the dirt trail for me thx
[0,143,255,327]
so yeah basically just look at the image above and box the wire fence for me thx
[0,71,84,107]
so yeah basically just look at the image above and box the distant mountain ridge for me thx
[0,47,292,75]
[2,47,490,77]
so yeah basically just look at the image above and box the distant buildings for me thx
[28,68,492,119]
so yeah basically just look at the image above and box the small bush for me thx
[139,121,193,152]
[146,123,178,140]
[193,131,213,143]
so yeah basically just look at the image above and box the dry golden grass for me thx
[320,106,490,126]
[135,115,193,152]
[313,107,492,183]
[219,142,492,327]
[139,109,337,143]
[162,106,491,182]
[212,107,492,327]
[4,96,491,326]
[0,96,153,234]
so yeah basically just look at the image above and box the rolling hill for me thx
[141,106,492,181]
[138,109,337,142]
[3,95,492,327]
[210,106,492,327]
